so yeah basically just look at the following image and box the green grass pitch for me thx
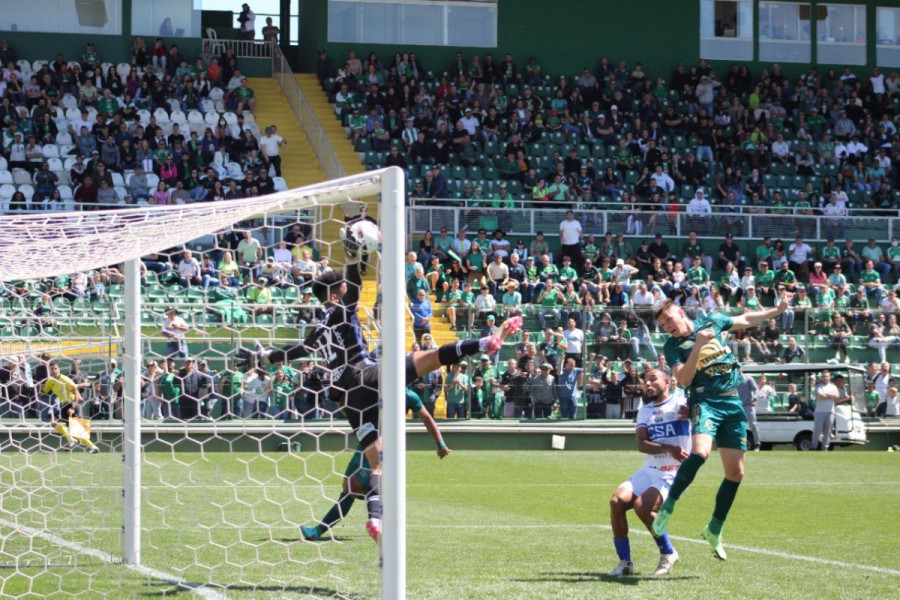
[0,449,898,599]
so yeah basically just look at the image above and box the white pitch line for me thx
[417,523,900,576]
[0,517,230,600]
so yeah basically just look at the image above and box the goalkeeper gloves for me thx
[236,341,273,370]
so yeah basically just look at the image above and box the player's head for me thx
[49,362,60,376]
[643,368,670,402]
[653,298,692,336]
[311,270,345,304]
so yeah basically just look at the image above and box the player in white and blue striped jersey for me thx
[608,369,691,577]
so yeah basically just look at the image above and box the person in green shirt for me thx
[474,355,498,417]
[681,231,711,273]
[754,237,774,268]
[773,262,797,292]
[821,239,841,273]
[558,256,578,286]
[860,260,884,305]
[269,368,295,419]
[582,234,599,264]
[157,360,181,420]
[888,236,900,283]
[865,382,881,416]
[547,174,571,202]
[829,314,852,362]
[348,109,366,146]
[97,89,120,116]
[687,256,710,287]
[861,239,892,283]
[233,78,256,113]
[445,362,470,419]
[537,283,562,330]
[81,42,99,70]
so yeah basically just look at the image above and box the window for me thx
[817,4,866,65]
[133,0,202,38]
[2,0,122,35]
[759,3,811,63]
[327,0,498,47]
[700,0,753,60]
[202,0,299,44]
[877,7,900,67]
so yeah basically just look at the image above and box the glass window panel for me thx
[327,1,497,47]
[132,0,201,38]
[3,0,122,35]
[877,7,900,66]
[759,2,811,63]
[700,0,753,60]
[817,4,866,65]
[448,4,498,47]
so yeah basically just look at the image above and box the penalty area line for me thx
[417,523,900,577]
[0,517,230,600]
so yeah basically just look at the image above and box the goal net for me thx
[0,167,407,600]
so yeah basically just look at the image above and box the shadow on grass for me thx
[140,581,360,599]
[513,571,700,585]
[272,535,353,543]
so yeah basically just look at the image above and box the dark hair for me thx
[311,270,344,303]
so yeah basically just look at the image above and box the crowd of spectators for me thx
[319,47,900,223]
[0,37,289,212]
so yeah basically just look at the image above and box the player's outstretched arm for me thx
[416,407,451,458]
[730,292,792,331]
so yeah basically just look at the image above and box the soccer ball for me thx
[348,220,381,253]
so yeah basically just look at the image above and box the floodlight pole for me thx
[380,166,406,600]
[122,258,142,565]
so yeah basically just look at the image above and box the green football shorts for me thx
[690,395,748,451]
[344,446,372,488]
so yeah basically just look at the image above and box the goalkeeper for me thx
[240,204,520,542]
[301,388,450,541]
[43,362,99,453]
[650,295,790,560]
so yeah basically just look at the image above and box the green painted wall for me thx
[298,0,699,80]
[299,0,900,81]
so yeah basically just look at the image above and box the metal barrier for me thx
[271,45,346,181]
[408,200,899,245]
[213,38,274,59]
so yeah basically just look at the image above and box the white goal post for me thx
[0,166,407,600]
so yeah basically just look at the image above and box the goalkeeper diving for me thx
[239,202,520,548]
[301,388,450,541]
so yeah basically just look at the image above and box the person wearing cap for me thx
[651,290,793,558]
[501,281,523,319]
[473,354,499,418]
[161,307,190,358]
[426,164,448,199]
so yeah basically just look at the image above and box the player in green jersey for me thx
[650,294,790,560]
[301,389,451,541]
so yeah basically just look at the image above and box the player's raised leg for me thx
[652,432,712,536]
[700,446,744,561]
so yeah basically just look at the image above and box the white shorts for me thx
[619,467,676,500]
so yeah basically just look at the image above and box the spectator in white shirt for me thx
[273,240,293,274]
[686,189,712,235]
[870,67,886,95]
[788,235,814,278]
[177,250,202,287]
[846,136,868,159]
[458,108,480,136]
[558,210,584,268]
[650,165,675,193]
[258,125,286,177]
[771,133,790,163]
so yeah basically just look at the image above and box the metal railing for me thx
[408,200,899,245]
[211,38,274,60]
[271,44,346,181]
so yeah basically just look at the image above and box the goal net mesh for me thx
[0,169,401,599]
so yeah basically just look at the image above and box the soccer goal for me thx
[0,166,407,600]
